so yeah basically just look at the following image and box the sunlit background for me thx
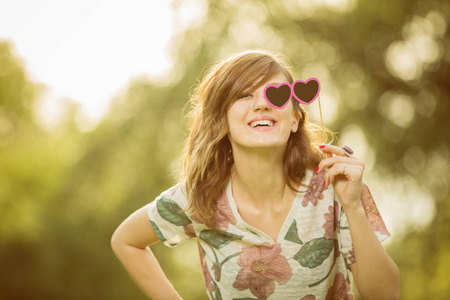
[0,0,449,299]
[0,0,174,130]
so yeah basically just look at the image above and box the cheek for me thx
[227,104,245,124]
[226,109,239,135]
[280,108,295,123]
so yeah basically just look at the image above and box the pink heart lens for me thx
[292,78,321,105]
[263,83,292,109]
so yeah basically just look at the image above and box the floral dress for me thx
[148,169,390,300]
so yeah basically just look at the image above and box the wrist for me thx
[342,200,364,217]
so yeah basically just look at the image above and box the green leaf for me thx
[284,219,303,244]
[156,196,192,226]
[221,251,241,266]
[245,228,260,236]
[198,243,206,257]
[308,258,337,287]
[293,237,334,268]
[199,230,243,249]
[150,220,167,242]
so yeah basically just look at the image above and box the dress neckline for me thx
[225,169,313,244]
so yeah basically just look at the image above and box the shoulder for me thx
[156,182,188,207]
[150,182,192,225]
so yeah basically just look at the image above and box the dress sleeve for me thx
[339,181,391,266]
[148,183,196,247]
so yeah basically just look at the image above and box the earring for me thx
[227,148,233,162]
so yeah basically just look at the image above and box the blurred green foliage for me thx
[1,0,449,299]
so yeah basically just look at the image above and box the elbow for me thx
[359,266,400,300]
[382,286,401,300]
[360,288,400,300]
[110,228,123,255]
[382,263,400,300]
[389,265,401,300]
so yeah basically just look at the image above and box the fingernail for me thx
[319,145,325,149]
[324,180,326,186]
[315,166,319,173]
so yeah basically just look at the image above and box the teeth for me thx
[250,120,274,127]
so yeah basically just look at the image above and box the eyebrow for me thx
[244,82,285,94]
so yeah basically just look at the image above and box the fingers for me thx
[319,144,351,157]
[316,154,363,174]
[316,144,365,187]
[323,163,364,187]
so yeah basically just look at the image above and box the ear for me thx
[291,110,301,133]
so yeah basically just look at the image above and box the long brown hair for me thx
[180,50,334,223]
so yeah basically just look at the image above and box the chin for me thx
[245,139,288,149]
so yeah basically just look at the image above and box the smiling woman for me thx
[111,50,400,300]
[182,51,327,222]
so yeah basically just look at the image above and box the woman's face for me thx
[226,72,300,153]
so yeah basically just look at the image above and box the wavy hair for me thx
[180,50,334,223]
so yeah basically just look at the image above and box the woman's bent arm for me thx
[111,204,183,300]
[346,205,400,300]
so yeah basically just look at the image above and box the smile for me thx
[249,120,275,128]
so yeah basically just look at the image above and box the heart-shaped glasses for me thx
[263,77,321,109]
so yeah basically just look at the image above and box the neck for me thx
[231,146,291,209]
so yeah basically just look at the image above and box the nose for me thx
[252,92,271,111]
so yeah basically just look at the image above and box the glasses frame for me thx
[263,77,321,109]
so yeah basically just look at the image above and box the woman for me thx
[111,50,400,300]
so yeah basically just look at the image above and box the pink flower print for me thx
[360,184,390,236]
[333,238,340,261]
[211,262,222,282]
[183,224,196,238]
[232,243,292,300]
[197,242,214,292]
[192,191,237,231]
[302,170,328,207]
[323,201,339,239]
[326,272,353,300]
